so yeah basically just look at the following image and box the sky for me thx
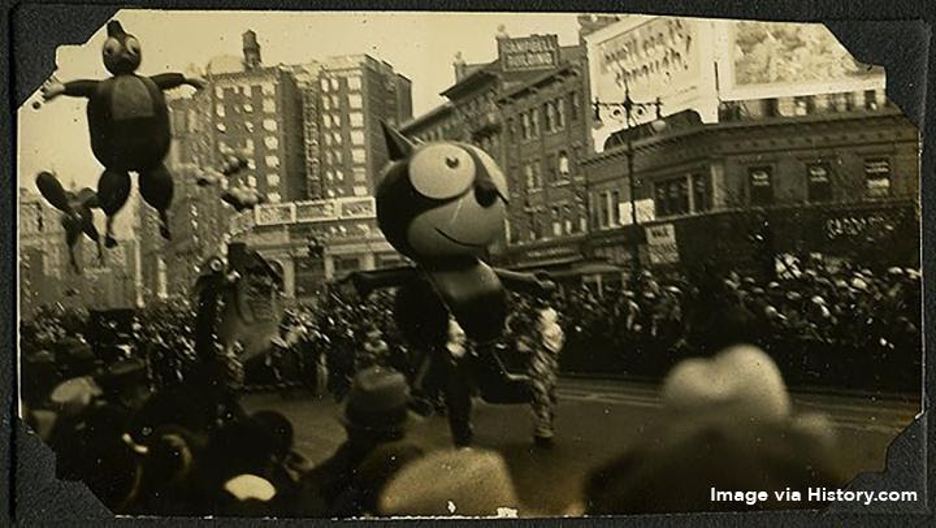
[17,10,583,210]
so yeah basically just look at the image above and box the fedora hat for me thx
[340,367,414,434]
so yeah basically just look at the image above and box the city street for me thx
[243,377,921,515]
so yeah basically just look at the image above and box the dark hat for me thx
[97,358,148,393]
[340,367,413,434]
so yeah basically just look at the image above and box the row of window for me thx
[214,82,276,100]
[215,118,279,133]
[322,93,363,110]
[321,75,363,93]
[747,158,891,206]
[323,112,365,129]
[322,130,366,147]
[514,151,572,192]
[216,98,276,117]
[323,185,370,198]
[720,90,887,121]
[508,91,582,142]
[516,205,585,243]
[323,148,368,165]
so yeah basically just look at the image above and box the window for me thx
[247,175,257,188]
[243,103,253,113]
[350,130,365,145]
[216,123,226,132]
[261,82,275,95]
[534,161,543,188]
[263,98,276,113]
[265,155,280,168]
[691,173,711,212]
[322,97,331,110]
[864,90,879,110]
[506,118,515,141]
[268,192,281,203]
[332,95,340,108]
[564,204,575,234]
[806,163,832,202]
[544,102,554,133]
[348,94,363,109]
[556,98,566,129]
[352,149,366,164]
[530,109,539,137]
[331,78,340,91]
[793,96,815,116]
[570,91,580,120]
[323,114,332,129]
[244,139,254,153]
[748,167,773,206]
[864,158,891,197]
[524,165,535,190]
[264,136,279,150]
[325,169,334,182]
[215,86,224,99]
[325,151,333,164]
[333,149,343,164]
[521,113,531,140]
[247,158,256,170]
[599,191,611,228]
[326,189,336,198]
[350,112,364,127]
[558,151,570,180]
[552,207,562,236]
[334,169,344,182]
[321,79,330,92]
[655,178,690,217]
[348,76,362,91]
[267,173,280,187]
[244,122,255,133]
[216,105,225,117]
[353,167,366,183]
[844,92,856,111]
[611,190,621,225]
[353,185,368,197]
[263,119,277,132]
[324,134,332,147]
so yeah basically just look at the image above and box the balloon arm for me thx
[494,268,555,295]
[341,266,417,296]
[150,72,190,90]
[59,80,98,98]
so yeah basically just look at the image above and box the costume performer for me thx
[40,20,205,246]
[528,298,564,447]
[35,171,104,272]
[344,123,553,446]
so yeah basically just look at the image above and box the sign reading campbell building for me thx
[498,34,560,71]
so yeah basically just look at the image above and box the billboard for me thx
[719,20,885,100]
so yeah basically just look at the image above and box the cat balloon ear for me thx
[107,21,126,38]
[381,121,416,161]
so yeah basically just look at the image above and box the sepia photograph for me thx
[13,9,924,519]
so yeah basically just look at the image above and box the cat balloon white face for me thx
[375,123,509,261]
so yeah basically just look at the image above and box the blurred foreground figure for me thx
[584,345,844,514]
[298,366,424,517]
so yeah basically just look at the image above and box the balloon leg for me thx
[139,164,174,241]
[97,169,131,248]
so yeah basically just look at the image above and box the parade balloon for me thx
[39,20,206,247]
[35,171,105,273]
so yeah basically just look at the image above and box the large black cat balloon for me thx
[41,20,205,246]
[346,123,553,352]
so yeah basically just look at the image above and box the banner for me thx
[645,223,679,265]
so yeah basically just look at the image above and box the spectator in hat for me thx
[583,345,844,514]
[297,366,421,517]
[378,448,521,517]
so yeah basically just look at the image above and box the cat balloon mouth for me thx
[435,228,487,248]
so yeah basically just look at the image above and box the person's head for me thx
[341,367,414,444]
[378,448,521,517]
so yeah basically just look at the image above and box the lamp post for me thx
[593,82,666,285]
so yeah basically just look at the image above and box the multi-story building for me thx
[300,55,413,200]
[401,32,593,257]
[21,186,140,316]
[501,16,920,281]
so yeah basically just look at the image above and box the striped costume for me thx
[529,306,564,441]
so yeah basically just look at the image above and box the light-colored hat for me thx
[662,345,791,422]
[379,448,520,517]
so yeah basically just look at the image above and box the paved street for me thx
[243,377,921,515]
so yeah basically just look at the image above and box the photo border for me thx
[2,0,933,525]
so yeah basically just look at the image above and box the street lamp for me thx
[592,82,666,285]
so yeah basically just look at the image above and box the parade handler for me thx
[529,296,564,447]
[343,123,554,446]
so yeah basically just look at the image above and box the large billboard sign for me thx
[719,21,885,100]
[586,16,720,150]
